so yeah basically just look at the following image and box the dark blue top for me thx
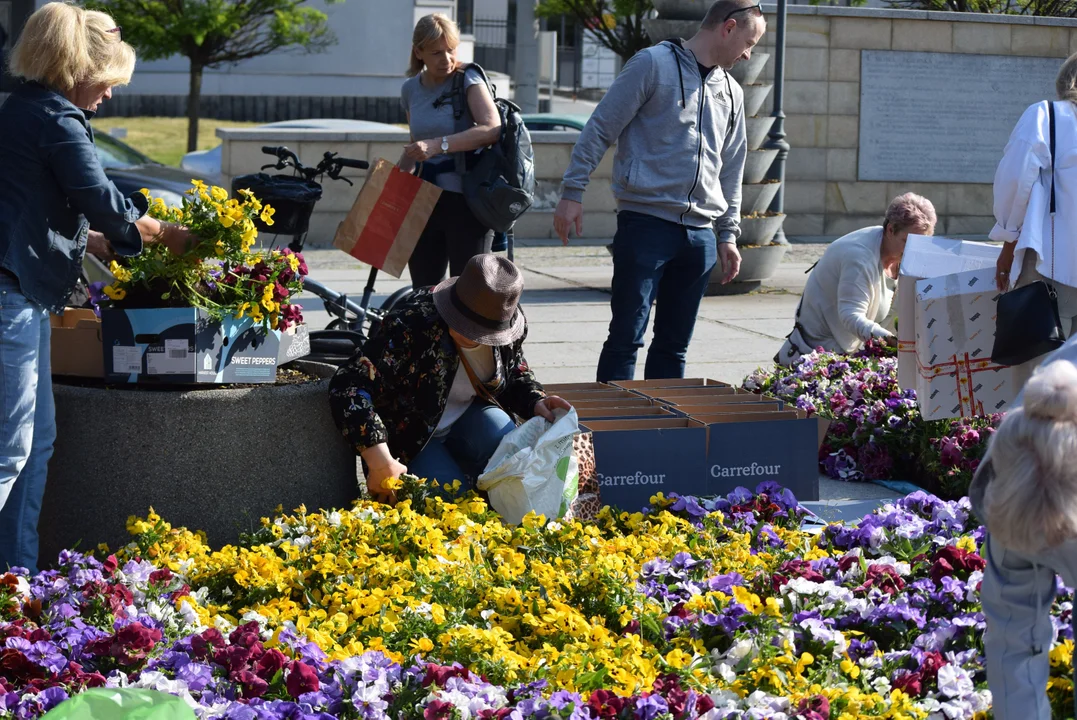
[0,82,148,313]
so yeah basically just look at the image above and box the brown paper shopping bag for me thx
[333,158,442,278]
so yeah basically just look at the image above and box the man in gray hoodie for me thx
[554,0,764,382]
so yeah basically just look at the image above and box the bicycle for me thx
[234,145,415,364]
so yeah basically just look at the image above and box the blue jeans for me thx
[0,273,54,574]
[409,401,515,495]
[597,211,718,382]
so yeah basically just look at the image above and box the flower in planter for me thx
[97,182,308,332]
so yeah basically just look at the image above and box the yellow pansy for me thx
[210,186,229,202]
[260,205,276,227]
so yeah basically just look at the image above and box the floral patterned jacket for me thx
[328,289,547,464]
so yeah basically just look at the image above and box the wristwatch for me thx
[440,136,450,154]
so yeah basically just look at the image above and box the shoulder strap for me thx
[452,339,506,412]
[1049,99,1057,214]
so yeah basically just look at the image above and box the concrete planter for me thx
[741,182,781,216]
[39,361,357,565]
[746,116,776,151]
[738,213,786,247]
[743,148,779,184]
[729,53,770,86]
[743,84,773,119]
[705,244,788,296]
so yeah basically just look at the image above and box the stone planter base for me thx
[746,116,776,152]
[730,53,770,86]
[743,85,773,119]
[741,183,780,216]
[738,214,785,247]
[39,360,357,565]
[705,244,788,296]
[743,149,779,184]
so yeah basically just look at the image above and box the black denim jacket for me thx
[0,82,147,313]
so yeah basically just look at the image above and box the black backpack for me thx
[442,64,535,233]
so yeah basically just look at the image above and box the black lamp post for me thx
[764,0,789,245]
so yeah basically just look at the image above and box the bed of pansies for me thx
[0,480,1072,719]
[742,341,1000,499]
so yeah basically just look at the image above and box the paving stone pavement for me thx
[296,241,900,517]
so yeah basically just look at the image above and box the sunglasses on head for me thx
[721,3,761,23]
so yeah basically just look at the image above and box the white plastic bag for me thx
[477,408,580,525]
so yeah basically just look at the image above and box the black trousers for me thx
[407,191,491,289]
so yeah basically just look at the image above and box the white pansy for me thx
[726,638,755,662]
[937,664,975,699]
[716,663,736,684]
[872,675,891,694]
[327,510,343,527]
[546,521,563,532]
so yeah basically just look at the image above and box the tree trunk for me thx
[186,61,203,154]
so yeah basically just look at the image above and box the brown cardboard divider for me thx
[642,387,738,402]
[692,411,800,425]
[817,417,831,449]
[50,309,104,378]
[580,417,707,432]
[543,382,617,393]
[611,378,731,390]
[569,398,655,410]
[678,401,783,415]
[657,392,777,406]
[576,406,677,421]
[556,389,641,401]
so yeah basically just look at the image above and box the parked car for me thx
[520,113,588,132]
[95,131,219,207]
[180,119,404,177]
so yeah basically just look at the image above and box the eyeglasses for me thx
[721,3,761,23]
[108,26,121,36]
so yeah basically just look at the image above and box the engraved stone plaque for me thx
[859,50,1060,183]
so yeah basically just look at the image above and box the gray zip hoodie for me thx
[561,39,748,242]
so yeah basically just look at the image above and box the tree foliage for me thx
[536,0,654,62]
[88,0,340,151]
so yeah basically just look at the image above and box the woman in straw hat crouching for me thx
[329,255,572,502]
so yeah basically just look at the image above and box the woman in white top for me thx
[775,193,937,366]
[992,53,1077,389]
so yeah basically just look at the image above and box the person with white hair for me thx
[774,192,937,366]
[972,356,1077,718]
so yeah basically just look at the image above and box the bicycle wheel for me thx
[381,286,414,314]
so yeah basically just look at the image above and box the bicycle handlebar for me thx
[336,158,369,170]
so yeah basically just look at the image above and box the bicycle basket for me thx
[231,174,323,236]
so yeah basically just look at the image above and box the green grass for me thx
[97,117,258,167]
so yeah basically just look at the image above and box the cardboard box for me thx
[50,309,104,378]
[898,235,1000,391]
[580,418,709,511]
[543,382,616,393]
[700,413,823,501]
[913,268,1016,419]
[576,406,677,421]
[657,392,773,407]
[278,323,311,366]
[677,401,784,415]
[102,308,284,384]
[611,378,731,390]
[569,398,655,410]
[556,389,642,401]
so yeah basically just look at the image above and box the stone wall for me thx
[753,5,1077,238]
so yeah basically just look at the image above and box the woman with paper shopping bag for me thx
[399,14,501,288]
[329,255,572,503]
[991,53,1077,386]
[775,193,937,367]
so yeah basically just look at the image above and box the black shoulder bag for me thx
[991,100,1067,367]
